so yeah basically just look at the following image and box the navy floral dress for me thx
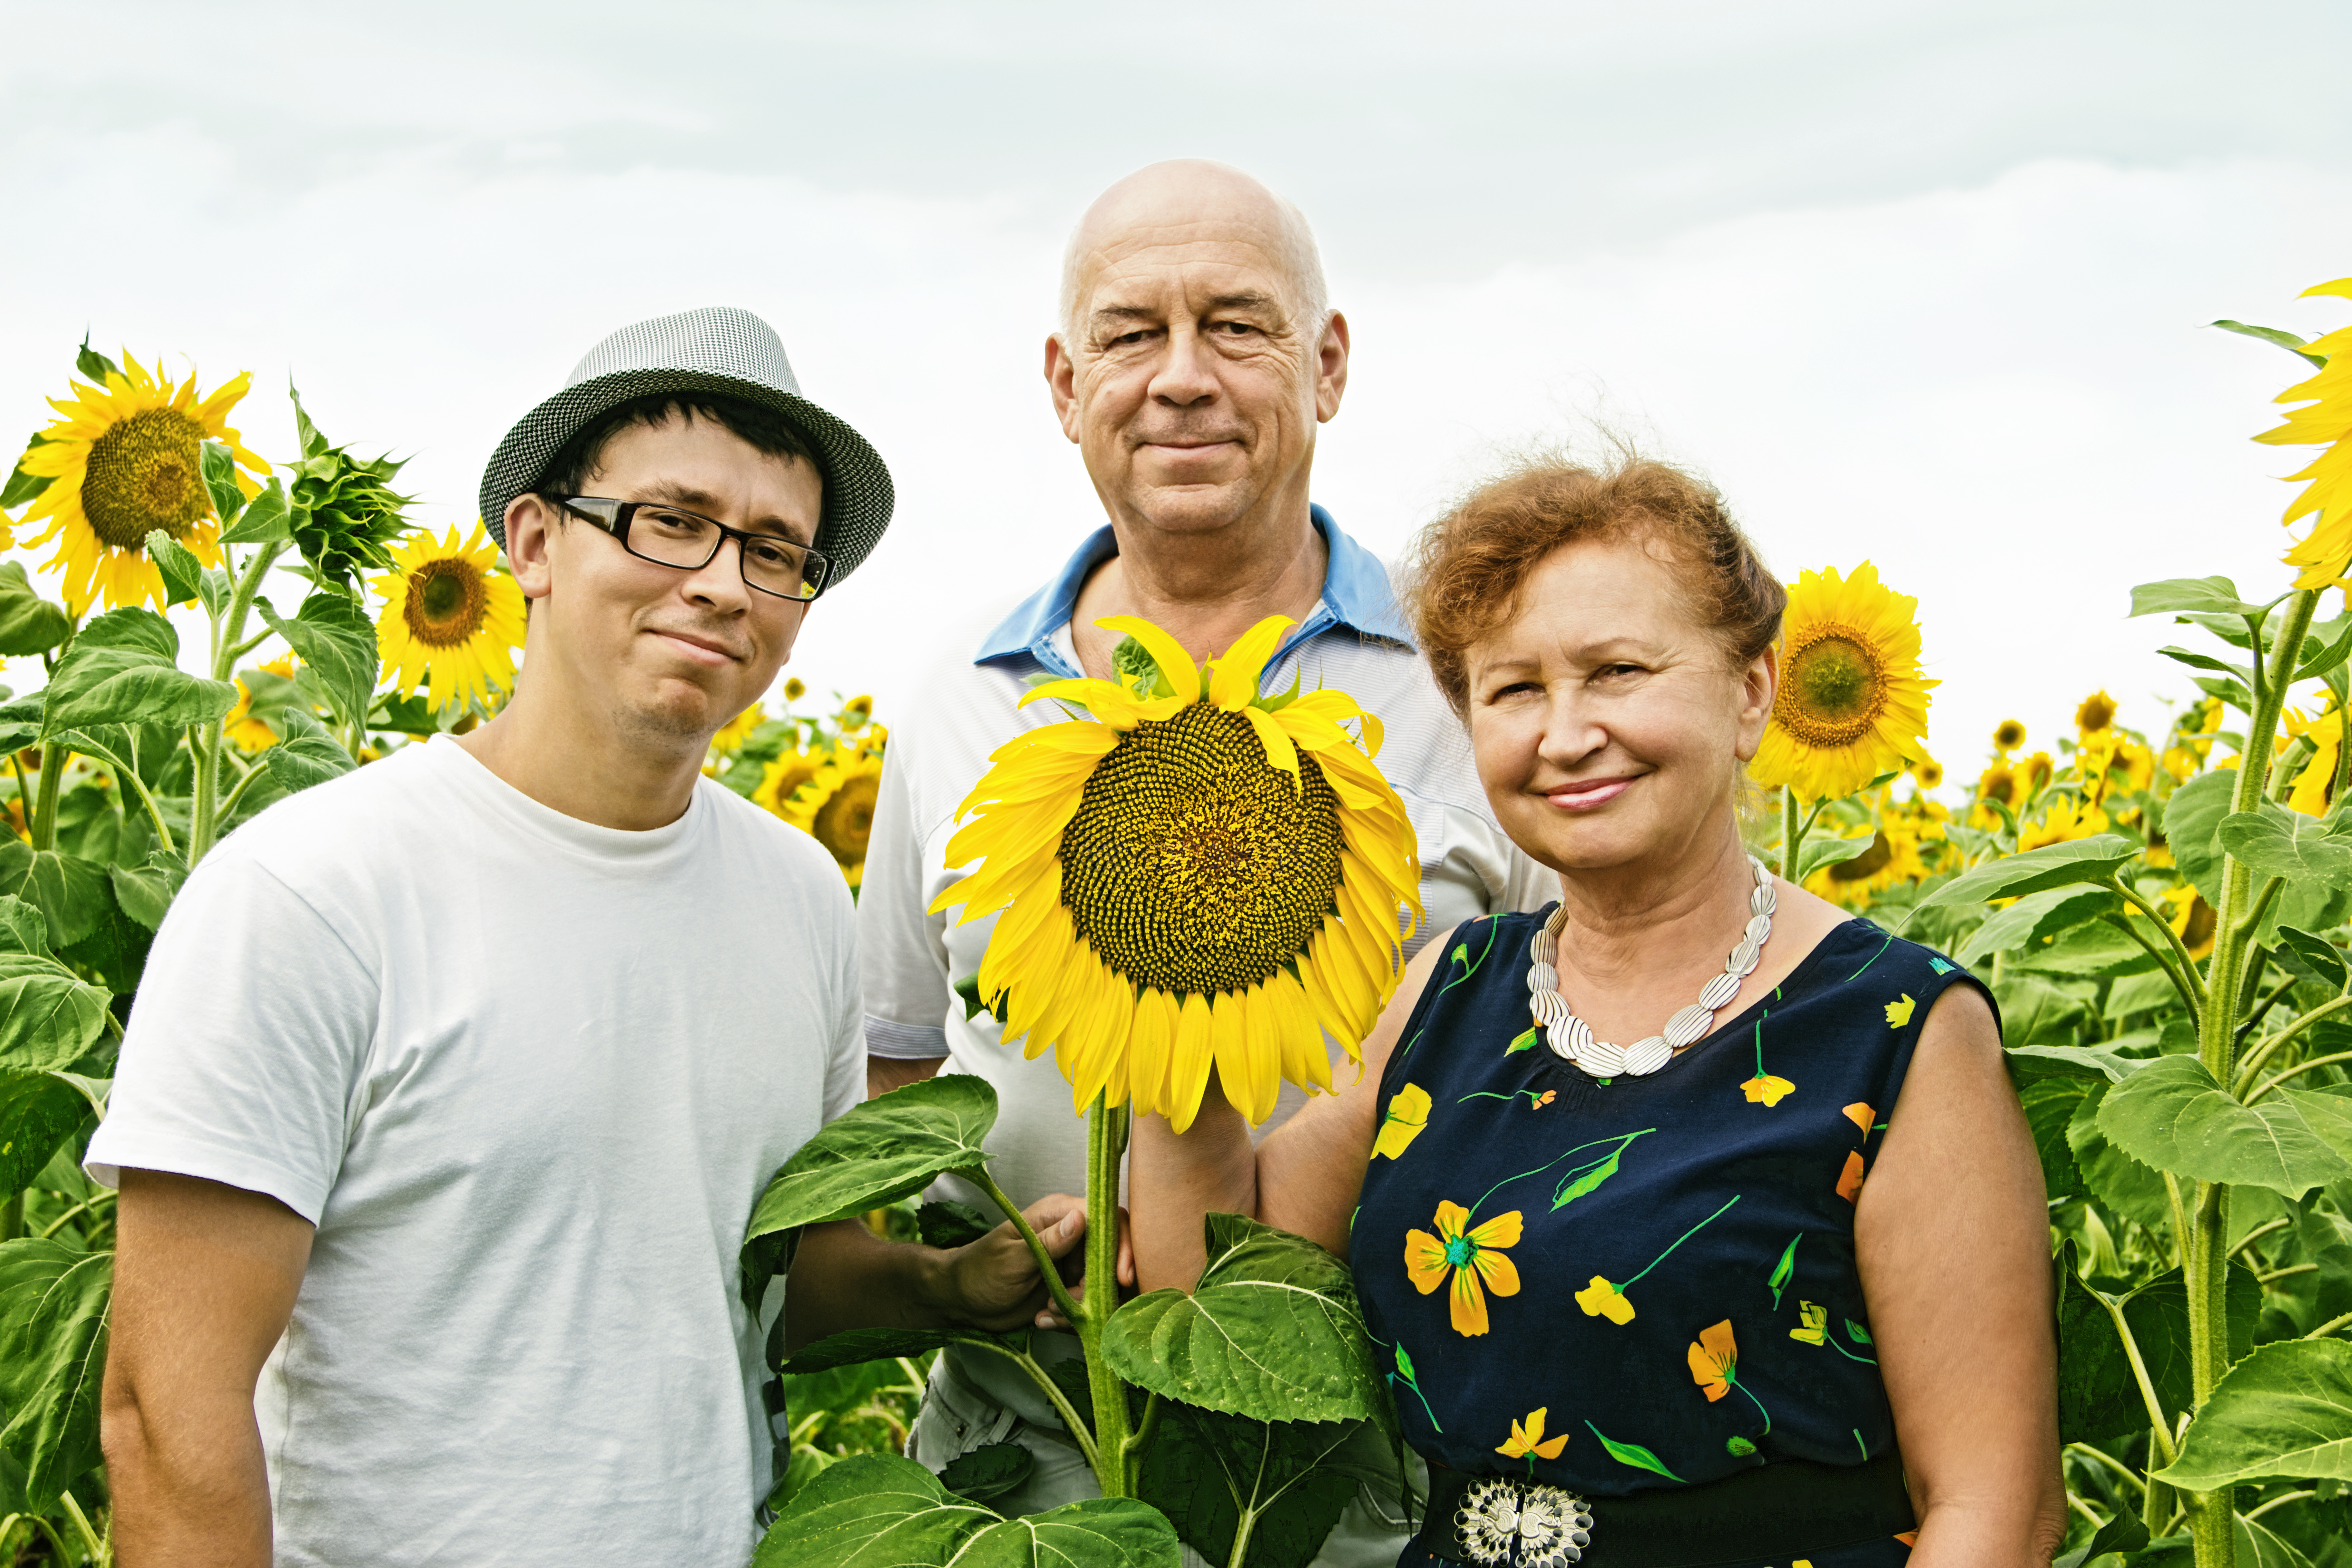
[1355,911,1987,1568]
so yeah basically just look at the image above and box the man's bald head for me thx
[1057,160,1328,347]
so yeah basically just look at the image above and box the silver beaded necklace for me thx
[1526,855,1776,1079]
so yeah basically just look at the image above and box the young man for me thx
[93,308,1080,1568]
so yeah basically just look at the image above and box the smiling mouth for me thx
[1545,776,1638,810]
[649,628,743,664]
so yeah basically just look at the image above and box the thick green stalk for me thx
[1780,789,1803,882]
[2183,584,2319,1568]
[188,541,289,865]
[1080,1095,1133,1497]
[27,742,63,852]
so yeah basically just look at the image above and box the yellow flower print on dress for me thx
[1741,1074,1795,1106]
[1686,1318,1774,1431]
[1789,1300,1829,1345]
[1496,1406,1571,1463]
[1374,1083,1432,1160]
[1576,1275,1636,1324]
[1404,1200,1523,1337]
[1884,995,1916,1027]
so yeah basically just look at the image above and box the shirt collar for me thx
[974,504,1413,676]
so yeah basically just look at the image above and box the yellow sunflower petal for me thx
[1207,615,1294,709]
[1096,616,1203,700]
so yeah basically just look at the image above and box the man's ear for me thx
[504,495,559,602]
[1044,334,1082,445]
[1314,309,1350,423]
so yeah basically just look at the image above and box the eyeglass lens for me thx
[630,506,823,600]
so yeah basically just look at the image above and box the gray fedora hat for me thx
[478,306,893,583]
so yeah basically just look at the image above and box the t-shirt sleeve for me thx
[83,851,377,1223]
[857,749,953,1060]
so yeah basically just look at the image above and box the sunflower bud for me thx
[288,386,414,594]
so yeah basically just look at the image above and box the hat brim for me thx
[477,367,894,585]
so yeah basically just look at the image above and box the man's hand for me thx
[106,1169,314,1568]
[784,1194,1135,1351]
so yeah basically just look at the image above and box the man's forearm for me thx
[867,1053,945,1099]
[105,1381,272,1568]
[783,1219,960,1352]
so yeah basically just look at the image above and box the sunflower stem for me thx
[1081,1093,1134,1497]
[1779,788,1803,882]
[27,743,64,853]
[190,539,290,866]
[960,1166,1086,1333]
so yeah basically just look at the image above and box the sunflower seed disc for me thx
[1664,1004,1715,1047]
[1624,1036,1673,1074]
[1698,971,1742,1009]
[1750,882,1777,917]
[1729,938,1762,976]
[1527,962,1561,994]
[1580,1039,1628,1078]
[1744,912,1773,944]
[1530,990,1572,1031]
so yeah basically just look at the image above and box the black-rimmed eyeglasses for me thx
[554,496,832,603]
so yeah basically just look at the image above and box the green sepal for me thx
[2210,318,2329,370]
[0,436,52,512]
[72,337,120,387]
[199,440,249,528]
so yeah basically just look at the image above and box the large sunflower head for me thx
[11,349,269,614]
[782,746,884,887]
[371,522,527,713]
[1749,561,1936,804]
[2256,278,2352,589]
[931,616,1424,1130]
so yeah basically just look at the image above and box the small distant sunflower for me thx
[13,352,269,614]
[783,746,883,886]
[2283,704,2345,816]
[931,616,1423,1129]
[2019,797,2110,852]
[2075,691,2117,735]
[1992,718,2026,753]
[1750,562,1936,803]
[840,694,874,730]
[2256,278,2352,588]
[2164,886,2218,961]
[372,523,526,712]
[710,703,764,757]
[1804,821,1928,909]
[754,745,827,816]
[1908,753,1944,789]
[782,677,807,703]
[224,656,299,752]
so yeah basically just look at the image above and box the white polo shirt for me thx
[858,507,1553,1220]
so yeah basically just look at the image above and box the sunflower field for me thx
[0,269,2339,1566]
[0,340,882,1561]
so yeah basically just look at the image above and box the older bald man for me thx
[857,161,1548,1559]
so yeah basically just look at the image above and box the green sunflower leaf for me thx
[752,1454,1180,1568]
[0,948,111,1073]
[198,440,248,528]
[0,441,52,512]
[0,897,49,956]
[1911,835,2141,912]
[2128,577,2272,620]
[257,593,378,735]
[260,708,358,797]
[2219,806,2352,889]
[2054,1245,2260,1445]
[220,476,291,544]
[0,1071,93,1197]
[1955,885,2120,969]
[1137,1404,1388,1568]
[1584,1420,1683,1481]
[2,852,111,954]
[938,1442,1035,1505]
[2154,1338,2352,1488]
[1102,1213,1382,1425]
[2096,1055,2352,1197]
[142,529,204,608]
[744,1073,1000,1242]
[2274,925,2350,990]
[1797,830,1882,884]
[774,1324,1019,1377]
[0,1239,112,1511]
[41,611,234,736]
[2210,319,2329,370]
[108,852,186,932]
[0,566,70,658]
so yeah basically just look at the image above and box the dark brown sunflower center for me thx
[813,774,877,866]
[79,407,208,549]
[1058,704,1344,996]
[1776,627,1885,748]
[2077,695,2115,733]
[404,559,488,648]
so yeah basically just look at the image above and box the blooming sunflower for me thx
[2075,691,2117,735]
[13,352,269,614]
[754,745,827,815]
[372,524,526,713]
[930,615,1423,1129]
[783,745,883,886]
[224,656,299,752]
[1908,753,1944,789]
[1751,562,1936,803]
[1805,821,1928,908]
[2284,703,2344,816]
[2019,797,2109,852]
[2256,279,2352,588]
[1992,718,2026,753]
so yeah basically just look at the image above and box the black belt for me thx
[1414,1450,1915,1568]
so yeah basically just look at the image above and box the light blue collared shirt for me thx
[971,504,1414,676]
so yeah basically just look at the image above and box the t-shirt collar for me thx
[973,504,1413,678]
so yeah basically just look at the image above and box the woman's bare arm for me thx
[1130,928,1457,1291]
[1856,983,2066,1568]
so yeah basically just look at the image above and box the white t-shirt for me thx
[87,737,862,1568]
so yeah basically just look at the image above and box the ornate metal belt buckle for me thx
[1455,1476,1595,1567]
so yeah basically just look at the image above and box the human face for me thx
[1048,213,1345,538]
[1465,534,1776,877]
[505,413,819,751]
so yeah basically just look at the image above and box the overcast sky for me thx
[5,0,2350,774]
